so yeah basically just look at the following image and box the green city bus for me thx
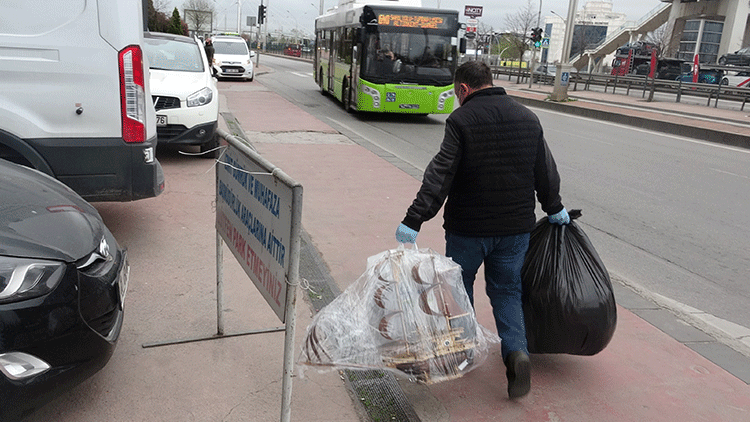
[314,0,461,114]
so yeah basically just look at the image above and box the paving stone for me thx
[632,308,715,343]
[687,342,750,384]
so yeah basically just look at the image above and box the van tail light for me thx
[119,45,146,143]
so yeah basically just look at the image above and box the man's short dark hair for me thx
[454,60,493,89]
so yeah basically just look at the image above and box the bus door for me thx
[352,28,361,89]
[328,30,338,93]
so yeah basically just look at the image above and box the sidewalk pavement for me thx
[217,64,750,421]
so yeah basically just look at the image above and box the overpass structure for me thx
[571,2,672,72]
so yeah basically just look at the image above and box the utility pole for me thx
[237,0,242,33]
[256,1,266,67]
[551,0,578,101]
[529,0,542,88]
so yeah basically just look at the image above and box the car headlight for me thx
[0,257,65,303]
[187,87,213,107]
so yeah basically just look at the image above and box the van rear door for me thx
[0,0,164,201]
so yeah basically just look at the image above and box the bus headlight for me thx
[361,84,381,109]
[437,89,454,111]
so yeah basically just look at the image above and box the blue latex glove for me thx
[548,208,570,225]
[395,223,419,243]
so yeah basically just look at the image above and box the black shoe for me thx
[505,350,531,399]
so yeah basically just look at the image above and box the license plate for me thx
[118,251,129,308]
[225,69,239,73]
[156,115,167,126]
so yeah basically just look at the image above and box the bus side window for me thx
[343,28,353,64]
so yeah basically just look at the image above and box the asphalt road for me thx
[257,54,750,332]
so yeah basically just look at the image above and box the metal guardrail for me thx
[491,66,750,110]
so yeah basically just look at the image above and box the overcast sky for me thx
[169,0,663,39]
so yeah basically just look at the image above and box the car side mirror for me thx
[250,51,256,58]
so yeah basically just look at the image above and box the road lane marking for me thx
[710,168,750,180]
[290,72,313,78]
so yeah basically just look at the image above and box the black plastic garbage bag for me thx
[521,209,617,355]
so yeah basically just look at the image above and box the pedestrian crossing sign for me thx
[542,38,550,48]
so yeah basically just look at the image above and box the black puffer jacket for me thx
[402,86,564,236]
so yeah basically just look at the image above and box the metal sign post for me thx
[140,131,303,422]
[215,132,303,422]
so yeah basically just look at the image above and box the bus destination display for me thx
[377,13,448,29]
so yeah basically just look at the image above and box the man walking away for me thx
[395,60,570,399]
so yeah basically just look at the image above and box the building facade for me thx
[543,1,627,65]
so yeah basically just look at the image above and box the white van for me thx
[211,35,255,81]
[0,0,164,201]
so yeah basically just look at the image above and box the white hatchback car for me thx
[143,32,220,157]
[211,35,255,81]
[720,71,750,87]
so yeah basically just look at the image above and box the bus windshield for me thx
[362,29,455,85]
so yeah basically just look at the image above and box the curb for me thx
[509,95,750,150]
[615,275,750,359]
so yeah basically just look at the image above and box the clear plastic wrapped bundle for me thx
[300,246,500,384]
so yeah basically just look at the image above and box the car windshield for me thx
[213,40,249,55]
[143,38,204,72]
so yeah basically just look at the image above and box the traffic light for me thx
[258,4,266,24]
[531,27,543,43]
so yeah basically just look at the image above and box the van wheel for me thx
[200,134,220,159]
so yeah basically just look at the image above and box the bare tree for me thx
[473,22,494,62]
[184,0,215,34]
[644,22,680,58]
[152,0,169,14]
[503,0,537,81]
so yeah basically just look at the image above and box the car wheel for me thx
[719,56,727,65]
[721,78,729,85]
[200,134,220,159]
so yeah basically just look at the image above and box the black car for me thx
[718,46,750,66]
[634,59,685,80]
[616,41,659,57]
[0,159,127,421]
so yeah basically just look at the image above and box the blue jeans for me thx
[445,232,530,360]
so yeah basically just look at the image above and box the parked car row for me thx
[0,0,259,419]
